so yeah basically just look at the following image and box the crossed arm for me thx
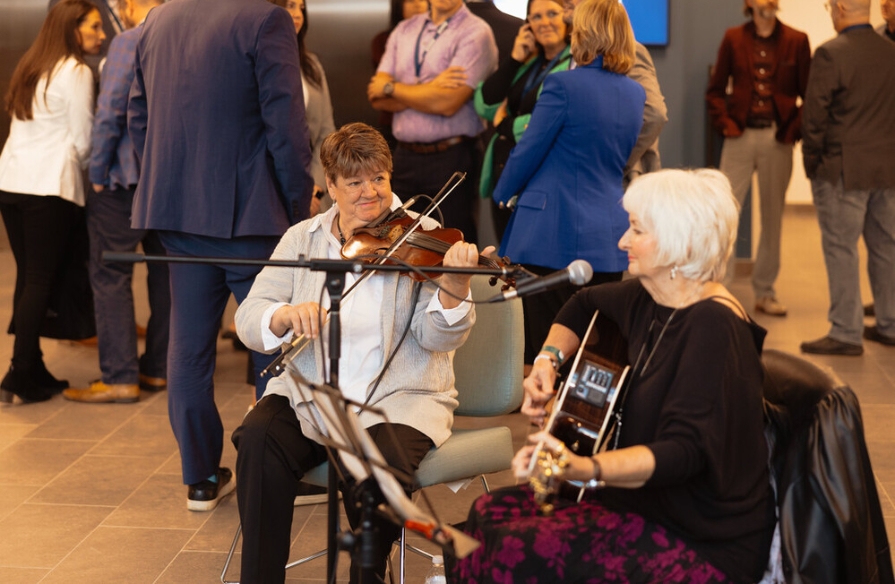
[367,67,473,117]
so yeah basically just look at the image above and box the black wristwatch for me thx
[383,81,395,97]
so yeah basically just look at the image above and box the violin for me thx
[340,212,520,289]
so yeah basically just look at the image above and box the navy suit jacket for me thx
[493,57,644,272]
[128,0,313,239]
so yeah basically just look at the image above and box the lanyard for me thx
[414,18,450,79]
[521,50,569,97]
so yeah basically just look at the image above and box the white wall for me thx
[782,0,885,203]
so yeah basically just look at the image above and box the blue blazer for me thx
[492,57,645,272]
[128,0,313,239]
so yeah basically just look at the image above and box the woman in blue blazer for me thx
[492,0,644,365]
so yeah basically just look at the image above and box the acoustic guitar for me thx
[530,310,631,512]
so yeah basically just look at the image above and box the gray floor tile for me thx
[37,525,192,584]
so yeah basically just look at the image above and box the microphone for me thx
[486,260,593,303]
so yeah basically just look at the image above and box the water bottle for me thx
[424,554,446,584]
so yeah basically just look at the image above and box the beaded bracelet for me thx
[533,354,559,371]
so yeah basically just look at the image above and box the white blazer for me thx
[0,57,94,206]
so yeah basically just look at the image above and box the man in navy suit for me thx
[128,0,313,511]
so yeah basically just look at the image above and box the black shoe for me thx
[34,362,69,392]
[0,365,53,404]
[863,326,895,346]
[800,336,863,356]
[864,303,875,317]
[187,467,235,511]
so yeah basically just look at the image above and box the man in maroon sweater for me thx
[706,0,810,318]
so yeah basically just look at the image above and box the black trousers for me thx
[0,191,81,372]
[232,395,433,583]
[392,139,480,244]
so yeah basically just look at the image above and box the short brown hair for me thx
[570,0,635,74]
[320,123,393,183]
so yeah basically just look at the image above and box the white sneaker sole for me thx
[187,476,236,512]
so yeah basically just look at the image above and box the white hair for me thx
[623,168,740,283]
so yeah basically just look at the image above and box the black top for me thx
[555,279,776,583]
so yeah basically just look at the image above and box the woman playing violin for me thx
[450,169,776,583]
[232,122,492,584]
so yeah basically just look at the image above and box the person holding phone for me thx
[474,0,572,241]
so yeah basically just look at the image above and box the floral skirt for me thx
[449,485,728,584]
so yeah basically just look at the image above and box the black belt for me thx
[397,136,468,154]
[746,119,773,129]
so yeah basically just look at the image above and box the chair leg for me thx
[220,521,327,584]
[220,523,242,584]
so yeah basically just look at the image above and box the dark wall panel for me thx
[0,0,48,146]
[306,0,389,129]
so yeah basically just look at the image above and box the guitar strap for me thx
[706,294,751,321]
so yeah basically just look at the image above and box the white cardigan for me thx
[0,57,94,206]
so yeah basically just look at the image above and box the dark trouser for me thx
[87,187,170,383]
[157,231,279,485]
[232,395,433,584]
[0,191,80,372]
[392,139,480,244]
[522,265,624,364]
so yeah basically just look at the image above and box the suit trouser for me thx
[158,231,279,485]
[232,394,433,584]
[391,139,479,245]
[811,178,895,344]
[0,191,80,372]
[719,127,793,298]
[86,187,170,384]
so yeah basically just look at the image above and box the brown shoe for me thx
[138,374,167,392]
[63,381,140,403]
[864,326,895,346]
[755,296,787,317]
[800,336,863,356]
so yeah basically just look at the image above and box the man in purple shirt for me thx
[64,0,170,404]
[368,0,497,243]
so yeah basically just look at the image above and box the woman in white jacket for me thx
[0,0,105,403]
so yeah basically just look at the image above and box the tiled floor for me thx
[1,205,894,583]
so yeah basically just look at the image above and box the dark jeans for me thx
[0,191,80,372]
[232,395,433,584]
[392,139,480,244]
[158,231,280,485]
[87,187,170,383]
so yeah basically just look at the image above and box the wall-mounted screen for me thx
[494,0,670,47]
[624,0,670,46]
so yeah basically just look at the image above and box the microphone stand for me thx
[104,250,519,584]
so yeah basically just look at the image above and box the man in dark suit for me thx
[466,0,523,60]
[128,0,313,510]
[800,0,895,356]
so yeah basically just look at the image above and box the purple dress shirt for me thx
[378,5,497,143]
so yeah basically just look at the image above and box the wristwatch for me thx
[383,81,395,97]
